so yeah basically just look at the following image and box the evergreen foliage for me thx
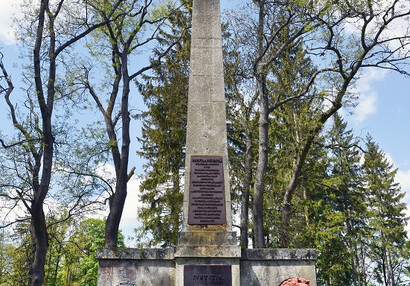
[136,0,192,247]
[314,115,367,285]
[363,136,409,286]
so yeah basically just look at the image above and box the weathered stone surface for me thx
[182,0,232,231]
[241,260,317,286]
[242,248,318,261]
[98,259,175,286]
[97,249,175,286]
[175,245,241,258]
[97,248,175,260]
[178,230,237,246]
[186,76,225,103]
[241,249,317,286]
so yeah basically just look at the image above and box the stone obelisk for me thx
[176,0,240,285]
[181,0,232,232]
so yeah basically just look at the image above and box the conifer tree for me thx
[363,136,409,286]
[137,0,191,247]
[263,35,320,247]
[314,114,368,285]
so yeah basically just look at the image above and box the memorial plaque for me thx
[188,155,226,225]
[184,265,232,286]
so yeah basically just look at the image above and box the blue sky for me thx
[0,0,409,237]
[344,68,410,232]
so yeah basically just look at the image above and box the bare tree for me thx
[251,0,316,248]
[76,0,181,247]
[0,1,125,284]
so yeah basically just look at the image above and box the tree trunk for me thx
[382,230,395,286]
[253,76,268,249]
[29,118,54,285]
[105,54,131,247]
[29,202,48,286]
[105,180,127,247]
[240,125,253,248]
[252,0,267,249]
[280,137,311,247]
[360,239,367,285]
[30,1,54,283]
[386,247,394,286]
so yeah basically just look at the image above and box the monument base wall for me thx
[97,248,317,286]
[240,249,317,286]
[97,248,175,286]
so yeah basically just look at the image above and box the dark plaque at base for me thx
[188,155,226,225]
[184,265,232,286]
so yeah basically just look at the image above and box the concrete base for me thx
[97,248,175,286]
[175,257,240,286]
[97,248,317,286]
[241,249,317,286]
[174,241,241,286]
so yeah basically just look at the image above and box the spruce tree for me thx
[363,136,409,286]
[264,36,320,247]
[315,114,368,285]
[137,1,191,247]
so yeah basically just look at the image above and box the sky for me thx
[0,0,409,241]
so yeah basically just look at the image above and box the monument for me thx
[175,0,241,284]
[97,1,317,285]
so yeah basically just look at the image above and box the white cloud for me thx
[95,162,116,180]
[378,1,410,52]
[353,93,377,124]
[405,206,410,235]
[0,196,27,227]
[0,0,23,45]
[384,152,395,166]
[396,169,410,192]
[349,68,387,124]
[342,2,410,124]
[344,1,410,52]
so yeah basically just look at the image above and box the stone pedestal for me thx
[175,248,241,286]
[175,230,241,286]
[96,247,317,286]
